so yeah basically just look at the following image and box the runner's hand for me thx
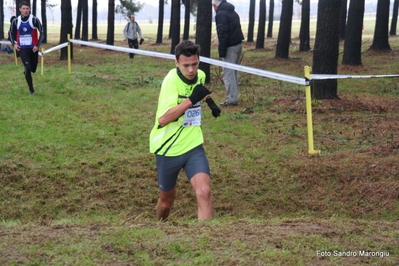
[205,97,221,118]
[189,85,211,104]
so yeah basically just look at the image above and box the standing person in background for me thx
[8,16,16,41]
[149,41,220,221]
[212,0,244,107]
[9,1,44,95]
[122,14,144,59]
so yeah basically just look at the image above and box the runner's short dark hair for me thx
[174,41,200,61]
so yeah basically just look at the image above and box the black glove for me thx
[188,85,211,104]
[205,97,221,118]
[140,38,144,45]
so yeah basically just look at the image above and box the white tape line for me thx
[42,42,70,55]
[70,39,308,86]
[0,40,11,45]
[311,73,399,80]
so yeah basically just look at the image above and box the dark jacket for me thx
[214,0,244,58]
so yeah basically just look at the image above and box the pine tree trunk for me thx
[342,0,364,66]
[106,0,115,45]
[256,0,266,49]
[60,0,73,60]
[275,0,293,59]
[170,0,181,54]
[196,0,212,83]
[267,0,274,38]
[370,0,391,51]
[312,0,342,100]
[156,0,164,44]
[299,0,310,51]
[183,0,190,40]
[247,0,255,42]
[390,0,399,35]
[92,0,98,40]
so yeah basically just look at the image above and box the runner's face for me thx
[20,5,30,17]
[175,55,199,80]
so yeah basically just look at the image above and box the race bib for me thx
[20,35,33,46]
[182,105,201,127]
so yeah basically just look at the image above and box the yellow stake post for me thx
[14,47,18,65]
[304,66,321,155]
[67,34,72,74]
[41,48,44,76]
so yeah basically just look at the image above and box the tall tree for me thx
[106,0,115,45]
[16,0,21,16]
[74,0,83,39]
[256,0,266,49]
[275,0,293,59]
[41,0,47,43]
[92,0,98,40]
[60,0,73,60]
[342,0,365,66]
[116,0,143,16]
[299,0,310,51]
[0,0,4,40]
[170,0,181,53]
[370,0,391,51]
[169,3,174,39]
[267,0,274,38]
[32,0,37,16]
[156,0,165,44]
[82,0,89,41]
[247,0,256,42]
[183,0,190,40]
[196,0,212,83]
[390,0,399,35]
[312,0,342,100]
[339,0,348,40]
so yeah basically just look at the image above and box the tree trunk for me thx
[247,0,255,42]
[169,4,173,39]
[312,0,342,100]
[82,0,89,41]
[170,0,181,54]
[74,0,83,39]
[390,0,399,35]
[16,0,21,16]
[299,0,310,51]
[342,0,364,66]
[41,0,47,43]
[92,0,98,40]
[196,0,212,84]
[339,0,348,40]
[156,0,165,44]
[106,0,115,45]
[60,0,73,60]
[275,0,293,59]
[256,0,266,49]
[267,0,274,38]
[183,0,190,40]
[370,0,391,51]
[32,0,37,16]
[0,0,4,40]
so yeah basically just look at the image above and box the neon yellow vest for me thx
[149,68,206,156]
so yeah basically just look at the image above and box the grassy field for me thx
[1,22,399,265]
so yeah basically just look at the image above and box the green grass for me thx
[1,21,399,265]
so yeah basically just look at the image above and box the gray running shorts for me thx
[155,145,210,191]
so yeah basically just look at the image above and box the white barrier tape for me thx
[0,40,11,45]
[70,39,308,86]
[311,73,399,80]
[42,42,70,55]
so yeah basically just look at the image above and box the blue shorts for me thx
[155,145,210,191]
